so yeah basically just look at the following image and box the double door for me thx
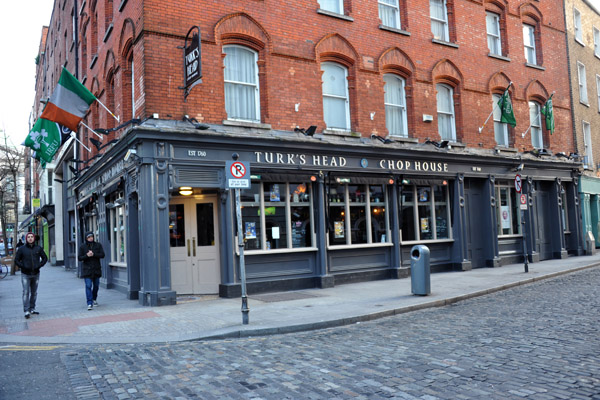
[169,196,220,294]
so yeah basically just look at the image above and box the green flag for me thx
[498,88,516,127]
[23,118,61,163]
[540,95,554,134]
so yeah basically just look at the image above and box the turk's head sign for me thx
[184,26,202,97]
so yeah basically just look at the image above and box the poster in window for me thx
[418,188,429,202]
[334,221,345,238]
[245,222,257,239]
[501,206,511,229]
[270,184,281,202]
[420,217,430,233]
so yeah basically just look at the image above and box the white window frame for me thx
[379,0,401,29]
[596,74,600,112]
[430,0,449,41]
[107,192,127,265]
[523,24,537,65]
[130,56,135,118]
[400,183,452,243]
[583,121,594,168]
[594,27,600,57]
[223,45,260,123]
[319,0,344,14]
[436,83,456,141]
[574,8,583,44]
[529,101,543,149]
[492,94,509,147]
[486,12,502,56]
[496,183,521,237]
[578,61,588,104]
[321,62,351,131]
[384,74,408,137]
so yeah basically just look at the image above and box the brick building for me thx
[564,0,600,251]
[33,0,584,305]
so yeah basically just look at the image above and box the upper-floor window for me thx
[129,52,135,118]
[321,62,350,130]
[594,27,600,57]
[430,0,449,41]
[578,61,588,104]
[223,45,260,122]
[384,74,408,137]
[492,94,508,147]
[486,12,502,56]
[319,0,344,14]
[379,0,401,29]
[523,24,537,65]
[583,121,594,168]
[529,101,543,149]
[574,8,583,43]
[596,75,600,112]
[436,83,456,141]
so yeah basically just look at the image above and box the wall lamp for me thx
[425,139,450,149]
[295,125,317,136]
[513,163,524,172]
[371,134,393,144]
[124,148,140,162]
[183,115,209,130]
[179,186,193,196]
[90,138,119,151]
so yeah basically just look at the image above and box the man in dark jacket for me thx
[14,232,48,319]
[78,231,105,310]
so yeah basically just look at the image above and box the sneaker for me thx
[87,304,93,310]
[24,311,30,319]
[93,300,98,307]
[30,309,39,315]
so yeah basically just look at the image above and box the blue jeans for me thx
[21,273,40,312]
[85,277,100,306]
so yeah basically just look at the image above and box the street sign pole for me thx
[235,187,249,324]
[521,209,528,273]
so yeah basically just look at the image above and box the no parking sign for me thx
[225,161,251,189]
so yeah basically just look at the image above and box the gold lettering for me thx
[287,154,295,164]
[313,155,321,165]
[277,153,284,163]
[330,157,338,167]
[339,157,347,167]
[254,151,263,163]
[265,152,273,163]
[299,154,306,164]
[444,163,448,172]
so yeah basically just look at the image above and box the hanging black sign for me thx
[183,26,202,98]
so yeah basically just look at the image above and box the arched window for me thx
[321,62,350,130]
[436,83,455,141]
[223,45,260,122]
[384,74,408,137]
[529,101,543,149]
[129,52,135,118]
[492,93,508,147]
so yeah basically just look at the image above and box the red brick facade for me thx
[36,0,574,161]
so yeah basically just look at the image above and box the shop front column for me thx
[486,176,500,267]
[452,174,471,270]
[316,177,333,288]
[551,178,568,259]
[137,144,176,306]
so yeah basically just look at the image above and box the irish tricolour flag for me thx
[41,67,96,131]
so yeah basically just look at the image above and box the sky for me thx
[0,1,55,148]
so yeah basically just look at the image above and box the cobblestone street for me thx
[4,267,599,400]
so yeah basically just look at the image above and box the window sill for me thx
[223,120,272,129]
[240,247,318,256]
[525,63,545,71]
[109,262,127,268]
[488,53,511,62]
[390,136,419,143]
[317,9,354,22]
[328,242,393,250]
[400,238,454,245]
[448,141,466,148]
[103,23,113,43]
[580,101,590,107]
[379,25,411,36]
[575,38,585,47]
[323,128,353,136]
[595,52,600,60]
[495,146,517,153]
[498,234,523,239]
[432,39,459,48]
[118,0,128,11]
[79,0,86,15]
[90,54,98,69]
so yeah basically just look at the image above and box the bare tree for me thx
[0,129,25,275]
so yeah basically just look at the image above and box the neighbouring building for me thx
[565,0,600,251]
[32,0,584,306]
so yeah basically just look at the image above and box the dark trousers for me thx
[21,273,40,312]
[85,277,100,306]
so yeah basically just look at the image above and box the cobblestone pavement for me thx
[4,267,598,400]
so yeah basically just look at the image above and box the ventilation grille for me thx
[129,171,138,191]
[177,169,221,187]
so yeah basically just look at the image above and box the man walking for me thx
[78,231,105,310]
[14,232,48,319]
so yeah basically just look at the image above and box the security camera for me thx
[124,148,137,162]
[514,163,524,172]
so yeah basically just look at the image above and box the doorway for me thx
[464,179,487,268]
[169,195,220,294]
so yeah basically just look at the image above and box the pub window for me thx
[241,181,314,251]
[560,184,569,233]
[107,192,127,264]
[400,183,451,242]
[169,204,186,247]
[328,183,390,246]
[83,204,99,241]
[495,183,521,236]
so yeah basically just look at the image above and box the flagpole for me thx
[80,121,104,140]
[95,98,120,122]
[70,132,91,152]
[479,81,513,133]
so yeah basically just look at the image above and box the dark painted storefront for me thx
[72,122,584,306]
